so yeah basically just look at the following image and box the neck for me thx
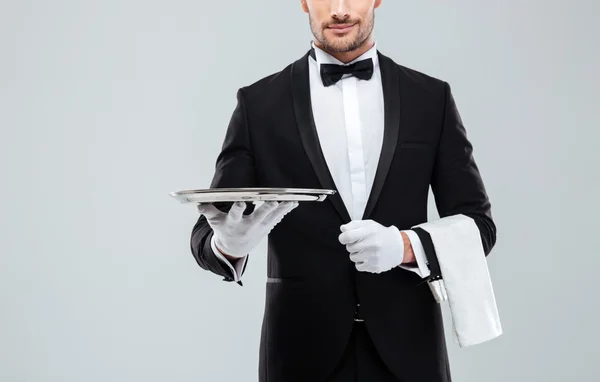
[315,37,375,64]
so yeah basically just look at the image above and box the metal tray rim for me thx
[169,187,336,197]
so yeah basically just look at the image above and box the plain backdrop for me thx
[1,0,599,381]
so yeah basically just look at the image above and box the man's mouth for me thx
[327,23,356,34]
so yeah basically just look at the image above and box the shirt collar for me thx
[310,40,379,69]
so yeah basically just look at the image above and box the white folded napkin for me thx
[414,214,502,347]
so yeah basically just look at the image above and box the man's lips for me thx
[327,23,356,33]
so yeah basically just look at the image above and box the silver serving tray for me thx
[169,187,336,204]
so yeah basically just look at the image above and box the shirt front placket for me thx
[340,74,368,221]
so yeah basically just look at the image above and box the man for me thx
[190,0,497,381]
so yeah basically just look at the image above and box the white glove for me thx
[338,220,405,273]
[197,201,299,258]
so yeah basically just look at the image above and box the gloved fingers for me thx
[338,225,371,245]
[355,260,371,272]
[345,238,370,253]
[250,201,280,222]
[196,203,224,219]
[261,201,299,226]
[340,219,376,233]
[227,201,248,221]
[348,250,370,263]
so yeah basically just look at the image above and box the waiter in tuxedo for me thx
[190,0,497,381]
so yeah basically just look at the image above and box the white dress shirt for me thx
[212,42,431,281]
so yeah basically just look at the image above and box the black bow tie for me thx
[309,48,374,87]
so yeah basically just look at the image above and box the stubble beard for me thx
[310,12,374,53]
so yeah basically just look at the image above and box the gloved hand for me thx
[338,220,405,273]
[197,201,299,258]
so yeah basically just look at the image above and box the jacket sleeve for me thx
[190,88,257,285]
[415,82,497,280]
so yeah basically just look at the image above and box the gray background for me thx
[1,0,599,381]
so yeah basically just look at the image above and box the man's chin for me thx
[321,38,359,53]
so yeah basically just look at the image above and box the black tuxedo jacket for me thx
[190,50,496,382]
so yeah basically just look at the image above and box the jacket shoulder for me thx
[238,61,295,98]
[399,64,446,87]
[380,52,448,94]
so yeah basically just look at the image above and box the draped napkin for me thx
[414,214,502,347]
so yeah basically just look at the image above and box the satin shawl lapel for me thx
[362,52,402,220]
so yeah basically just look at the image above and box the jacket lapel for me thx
[291,52,352,223]
[362,52,402,220]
